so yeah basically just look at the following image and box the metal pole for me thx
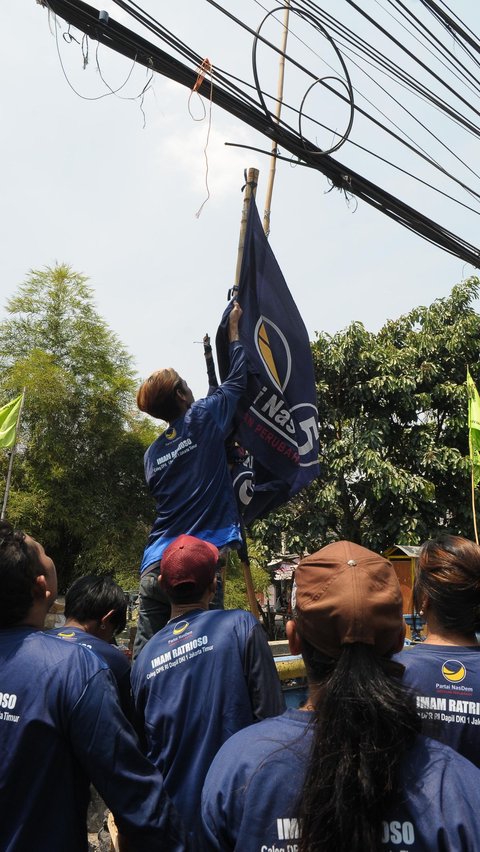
[1,389,26,520]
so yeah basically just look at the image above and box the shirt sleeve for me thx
[243,623,286,720]
[68,667,188,852]
[202,341,247,434]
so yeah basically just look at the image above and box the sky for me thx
[2,1,480,399]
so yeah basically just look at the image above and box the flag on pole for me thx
[467,369,480,486]
[216,196,320,524]
[0,394,22,449]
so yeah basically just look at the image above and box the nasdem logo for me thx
[172,620,189,636]
[442,660,466,683]
[255,316,291,393]
[165,427,177,441]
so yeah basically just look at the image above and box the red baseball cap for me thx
[160,535,218,597]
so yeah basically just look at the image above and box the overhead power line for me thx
[38,0,480,268]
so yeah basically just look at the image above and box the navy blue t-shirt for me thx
[48,625,133,720]
[201,708,480,852]
[395,643,480,766]
[0,627,186,852]
[132,608,285,831]
[140,341,247,572]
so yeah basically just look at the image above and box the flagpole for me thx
[471,468,479,545]
[263,0,291,238]
[469,419,479,545]
[233,167,259,295]
[1,388,26,520]
[232,169,261,619]
[467,368,480,545]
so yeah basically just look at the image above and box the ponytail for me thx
[298,643,420,852]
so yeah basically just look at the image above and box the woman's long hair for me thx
[298,641,420,852]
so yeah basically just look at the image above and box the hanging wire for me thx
[39,0,480,267]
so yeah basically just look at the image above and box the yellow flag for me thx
[0,394,22,449]
[467,369,480,485]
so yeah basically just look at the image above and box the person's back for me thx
[201,540,480,852]
[0,521,186,852]
[395,642,480,766]
[0,629,160,851]
[202,707,480,851]
[395,535,480,767]
[132,535,285,830]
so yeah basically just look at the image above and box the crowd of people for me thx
[2,303,480,851]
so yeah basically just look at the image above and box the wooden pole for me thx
[1,389,26,520]
[263,1,291,237]
[233,167,259,294]
[471,469,479,545]
[468,418,479,544]
[233,169,261,619]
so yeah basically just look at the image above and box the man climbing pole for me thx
[133,302,246,658]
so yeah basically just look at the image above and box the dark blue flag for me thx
[216,196,320,524]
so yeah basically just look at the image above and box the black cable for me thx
[39,0,480,268]
[380,0,480,94]
[418,0,480,56]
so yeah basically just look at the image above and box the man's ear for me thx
[32,575,48,600]
[100,609,116,630]
[286,619,302,655]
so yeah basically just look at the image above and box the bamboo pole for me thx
[233,167,259,294]
[232,169,261,619]
[263,1,291,237]
[471,470,479,545]
[468,420,479,544]
[1,389,26,520]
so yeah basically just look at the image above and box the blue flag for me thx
[216,196,320,524]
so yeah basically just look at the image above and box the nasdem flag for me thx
[0,394,22,449]
[216,196,320,524]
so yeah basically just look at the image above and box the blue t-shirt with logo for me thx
[395,643,480,766]
[0,627,186,852]
[131,608,285,831]
[140,341,247,572]
[48,625,132,720]
[201,708,480,852]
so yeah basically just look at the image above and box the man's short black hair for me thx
[65,574,127,635]
[0,520,44,628]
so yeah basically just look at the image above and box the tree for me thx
[223,539,270,611]
[0,265,157,589]
[252,278,480,557]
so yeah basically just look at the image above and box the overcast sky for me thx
[2,1,479,399]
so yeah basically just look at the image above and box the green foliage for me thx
[252,279,480,557]
[0,265,158,590]
[224,538,270,611]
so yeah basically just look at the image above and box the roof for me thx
[384,544,421,558]
[267,555,301,581]
[273,565,296,581]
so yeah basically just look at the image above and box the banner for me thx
[467,368,480,486]
[216,197,320,523]
[0,394,22,449]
